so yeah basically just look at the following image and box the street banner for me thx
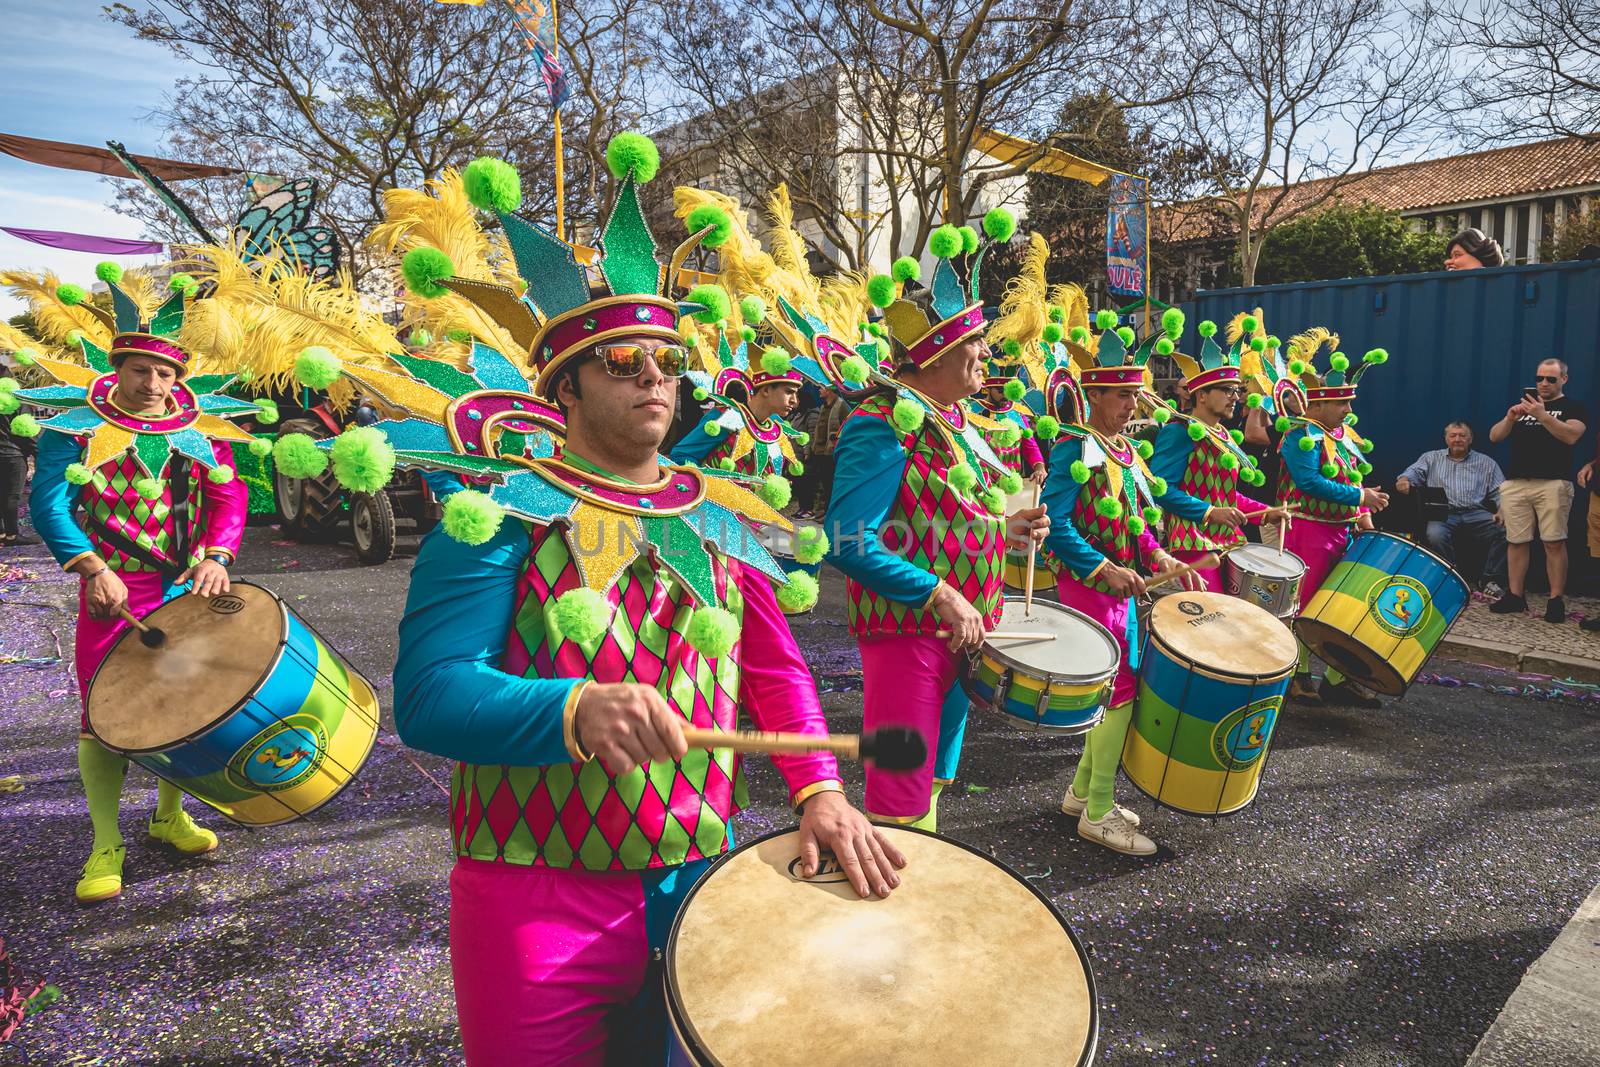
[1106,173,1147,298]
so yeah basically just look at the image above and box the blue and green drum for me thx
[87,581,379,826]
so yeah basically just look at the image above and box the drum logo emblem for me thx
[209,594,246,615]
[228,714,327,792]
[786,854,851,885]
[1178,600,1204,616]
[1366,576,1431,638]
[1210,697,1280,772]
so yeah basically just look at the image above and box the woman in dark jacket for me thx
[0,365,38,546]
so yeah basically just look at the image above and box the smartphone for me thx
[1523,387,1538,401]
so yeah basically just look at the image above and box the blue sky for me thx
[0,2,194,317]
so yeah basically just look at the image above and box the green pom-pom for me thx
[57,283,87,306]
[441,490,505,546]
[892,398,925,433]
[1143,506,1162,526]
[1220,452,1239,470]
[206,464,236,484]
[1245,393,1263,408]
[1095,309,1117,330]
[330,425,397,493]
[1155,338,1174,356]
[693,387,709,402]
[1321,461,1339,477]
[294,346,342,389]
[66,330,84,344]
[1275,415,1291,433]
[1148,476,1168,495]
[687,204,733,248]
[840,355,871,384]
[1116,326,1136,346]
[795,431,811,447]
[958,225,980,254]
[554,587,612,642]
[866,322,886,338]
[928,225,963,259]
[0,378,15,393]
[997,426,1022,448]
[980,486,1007,515]
[272,432,329,478]
[703,421,723,438]
[1151,406,1172,424]
[1001,339,1022,358]
[1363,348,1388,365]
[1298,435,1317,452]
[1187,421,1207,441]
[407,328,433,347]
[1035,415,1060,440]
[1003,378,1026,401]
[759,347,792,376]
[135,477,164,501]
[1162,308,1185,336]
[866,274,896,308]
[1070,459,1089,483]
[605,132,660,183]
[1357,461,1373,475]
[248,437,273,457]
[1266,335,1282,350]
[948,462,978,492]
[1042,323,1064,344]
[1358,438,1374,453]
[1136,439,1154,460]
[686,606,740,658]
[891,256,921,283]
[1049,305,1065,323]
[789,459,805,475]
[759,474,792,510]
[1069,325,1089,344]
[401,247,455,298]
[794,525,830,565]
[982,206,1017,242]
[1250,337,1267,352]
[1095,497,1123,519]
[10,413,40,437]
[1345,413,1359,425]
[738,295,766,324]
[1230,429,1245,444]
[1128,515,1146,536]
[776,571,819,613]
[1198,320,1217,338]
[739,325,757,343]
[65,463,93,486]
[687,283,731,324]
[718,458,736,471]
[1329,353,1350,372]
[95,261,124,284]
[463,157,523,212]
[168,272,197,295]
[1241,315,1259,333]
[999,471,1024,495]
[447,328,471,343]
[253,399,280,425]
[1288,359,1306,375]
[14,347,37,366]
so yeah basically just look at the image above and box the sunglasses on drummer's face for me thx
[595,343,690,379]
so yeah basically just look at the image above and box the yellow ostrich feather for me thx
[1046,284,1090,335]
[0,270,113,349]
[1286,326,1338,364]
[1225,307,1267,346]
[988,233,1050,351]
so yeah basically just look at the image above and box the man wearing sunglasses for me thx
[1488,358,1588,622]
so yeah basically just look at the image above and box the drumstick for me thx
[934,630,1058,641]
[1143,554,1220,592]
[1022,481,1043,617]
[680,726,927,771]
[118,608,166,649]
[1240,506,1302,521]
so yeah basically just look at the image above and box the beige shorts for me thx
[1588,494,1600,555]
[1498,478,1574,544]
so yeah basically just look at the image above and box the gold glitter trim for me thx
[790,779,844,811]
[83,425,135,472]
[566,500,645,593]
[700,472,787,529]
[339,364,451,422]
[31,357,99,389]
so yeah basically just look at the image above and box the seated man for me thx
[1395,421,1507,592]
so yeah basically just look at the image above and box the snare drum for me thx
[1222,544,1306,619]
[667,827,1098,1066]
[1294,531,1468,696]
[968,597,1118,733]
[87,582,380,826]
[1123,591,1296,817]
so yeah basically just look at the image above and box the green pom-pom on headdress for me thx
[206,464,236,485]
[1274,415,1291,433]
[1250,337,1267,352]
[687,204,733,249]
[759,474,792,510]
[1003,378,1026,401]
[248,437,273,458]
[0,378,15,394]
[272,433,329,478]
[1094,309,1117,330]
[1042,323,1063,344]
[759,347,792,376]
[1298,435,1317,452]
[1048,305,1065,323]
[998,471,1023,495]
[442,490,505,546]
[463,157,523,213]
[738,295,766,324]
[401,247,455,298]
[13,347,37,366]
[1162,308,1185,337]
[56,283,87,306]
[1001,338,1022,358]
[1329,352,1350,372]
[1241,315,1259,333]
[794,525,830,565]
[330,425,397,493]
[10,413,40,437]
[687,283,730,324]
[928,225,963,259]
[66,329,84,344]
[1069,459,1089,483]
[947,462,978,493]
[447,328,471,343]
[1287,359,1306,375]
[892,398,925,433]
[1245,393,1263,408]
[892,256,921,283]
[866,274,896,308]
[1069,325,1089,344]
[134,477,164,501]
[408,327,433,348]
[1155,338,1174,356]
[254,398,279,424]
[65,463,93,486]
[1197,320,1217,338]
[1035,415,1060,440]
[776,571,819,614]
[1187,421,1206,441]
[294,346,342,389]
[958,226,980,255]
[605,132,660,183]
[168,272,198,295]
[982,207,1017,242]
[980,485,1007,515]
[739,325,757,343]
[1363,348,1388,364]
[686,605,740,659]
[95,261,124,284]
[1094,497,1123,519]
[554,587,612,643]
[1115,326,1136,346]
[840,355,871,384]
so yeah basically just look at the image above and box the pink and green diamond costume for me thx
[1147,420,1269,591]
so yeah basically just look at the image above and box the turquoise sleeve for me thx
[824,415,940,604]
[667,411,725,467]
[1280,426,1363,506]
[1147,423,1211,521]
[29,431,94,566]
[393,520,580,767]
[1040,437,1107,579]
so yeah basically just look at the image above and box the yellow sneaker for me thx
[76,845,125,903]
[147,810,219,855]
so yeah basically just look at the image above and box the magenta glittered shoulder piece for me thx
[531,458,707,516]
[1098,431,1136,467]
[446,390,565,457]
[87,374,199,434]
[743,409,782,444]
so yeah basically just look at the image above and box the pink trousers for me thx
[1282,520,1351,612]
[1055,577,1139,707]
[858,634,961,821]
[75,571,171,733]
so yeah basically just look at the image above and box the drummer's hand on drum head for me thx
[179,558,231,598]
[573,682,688,775]
[1100,564,1145,598]
[1005,505,1050,551]
[81,567,129,620]
[796,790,907,898]
[1361,487,1389,512]
[929,585,985,653]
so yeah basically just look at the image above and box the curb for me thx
[1438,634,1600,683]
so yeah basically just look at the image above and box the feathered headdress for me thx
[1283,325,1389,402]
[52,262,196,378]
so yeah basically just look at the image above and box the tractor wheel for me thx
[274,418,344,540]
[350,491,398,565]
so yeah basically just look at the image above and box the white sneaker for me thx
[1060,784,1141,827]
[1078,808,1157,856]
[1482,581,1504,599]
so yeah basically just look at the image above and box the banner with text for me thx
[1106,173,1147,298]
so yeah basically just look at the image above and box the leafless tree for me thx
[1438,0,1600,145]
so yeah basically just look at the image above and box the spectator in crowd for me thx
[790,387,831,518]
[1579,437,1600,632]
[1444,228,1505,270]
[1395,421,1506,593]
[0,361,37,548]
[1487,359,1588,621]
[796,388,849,519]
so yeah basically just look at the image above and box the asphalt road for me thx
[2,525,1597,1066]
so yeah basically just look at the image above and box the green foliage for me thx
[1253,201,1449,284]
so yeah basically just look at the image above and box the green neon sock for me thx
[1069,737,1095,799]
[1297,642,1312,673]
[1084,701,1134,821]
[78,737,128,851]
[155,778,185,819]
[908,780,945,833]
[1325,667,1346,686]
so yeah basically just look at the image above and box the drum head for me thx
[88,582,287,753]
[668,827,1096,1066]
[1227,544,1305,579]
[1149,591,1296,679]
[987,597,1119,682]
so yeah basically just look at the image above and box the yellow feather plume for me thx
[0,270,113,349]
[1286,326,1338,363]
[1225,306,1267,346]
[1047,284,1090,335]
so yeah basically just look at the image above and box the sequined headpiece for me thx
[56,262,195,378]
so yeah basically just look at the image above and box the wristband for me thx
[204,553,231,566]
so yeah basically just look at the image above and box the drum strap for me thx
[84,457,194,584]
